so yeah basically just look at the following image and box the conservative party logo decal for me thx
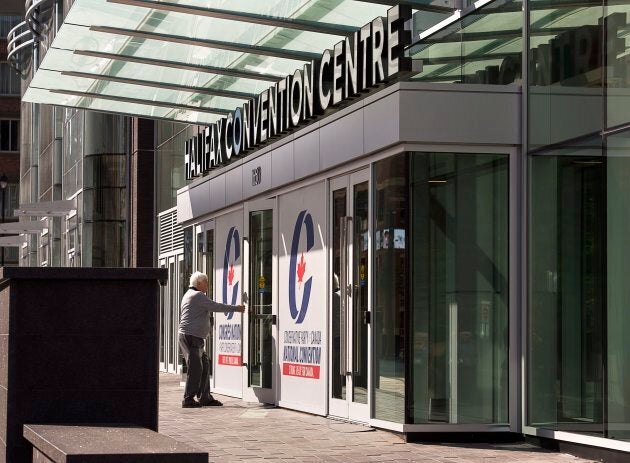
[222,226,240,320]
[289,210,314,324]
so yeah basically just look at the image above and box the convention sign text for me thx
[185,5,412,180]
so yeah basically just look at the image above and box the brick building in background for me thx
[0,0,23,266]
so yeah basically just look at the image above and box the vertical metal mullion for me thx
[518,0,530,435]
[601,0,609,438]
[404,153,413,425]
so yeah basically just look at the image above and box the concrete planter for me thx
[0,267,167,462]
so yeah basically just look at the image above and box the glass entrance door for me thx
[196,221,215,386]
[329,169,371,422]
[159,253,183,374]
[242,199,277,404]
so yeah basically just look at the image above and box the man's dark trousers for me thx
[179,333,212,401]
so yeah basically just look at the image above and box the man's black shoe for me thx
[199,398,223,407]
[182,399,202,408]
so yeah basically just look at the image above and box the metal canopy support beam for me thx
[0,222,48,234]
[22,94,216,125]
[418,51,520,65]
[45,88,232,115]
[14,199,76,217]
[420,27,566,44]
[355,0,455,13]
[0,236,28,247]
[71,50,283,82]
[106,0,356,36]
[89,26,319,61]
[59,71,257,100]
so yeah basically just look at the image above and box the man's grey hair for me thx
[189,271,208,288]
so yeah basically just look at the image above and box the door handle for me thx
[339,216,348,376]
[242,291,249,305]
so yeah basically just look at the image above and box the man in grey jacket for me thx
[179,271,244,408]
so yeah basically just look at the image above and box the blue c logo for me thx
[222,226,240,320]
[289,210,314,324]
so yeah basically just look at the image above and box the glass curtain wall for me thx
[529,139,605,435]
[409,0,522,85]
[605,130,630,441]
[527,0,630,443]
[528,0,630,149]
[156,121,195,214]
[82,113,128,267]
[374,155,408,422]
[530,132,630,440]
[373,152,509,425]
[410,152,509,424]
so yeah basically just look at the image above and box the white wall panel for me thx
[277,181,328,415]
[242,153,272,199]
[225,165,243,206]
[271,143,294,190]
[363,91,400,154]
[319,109,364,171]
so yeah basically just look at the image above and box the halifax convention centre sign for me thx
[185,5,412,180]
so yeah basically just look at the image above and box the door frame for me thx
[158,252,184,374]
[241,197,278,404]
[195,219,215,386]
[158,256,168,372]
[328,168,372,423]
[159,253,182,374]
[175,253,184,374]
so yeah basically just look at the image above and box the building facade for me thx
[9,0,630,459]
[7,0,156,267]
[0,0,24,266]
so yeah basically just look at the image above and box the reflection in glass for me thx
[332,188,347,401]
[529,140,605,436]
[409,0,522,85]
[156,124,193,212]
[249,210,273,389]
[411,152,509,424]
[606,2,630,128]
[530,132,630,442]
[526,0,630,148]
[353,182,369,406]
[606,130,630,440]
[374,156,407,423]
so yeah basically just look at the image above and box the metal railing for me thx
[7,21,33,76]
[7,0,56,76]
[25,0,55,36]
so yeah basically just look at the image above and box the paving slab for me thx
[158,374,596,463]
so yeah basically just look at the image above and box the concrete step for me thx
[24,424,208,463]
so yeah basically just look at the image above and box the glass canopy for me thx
[23,0,455,123]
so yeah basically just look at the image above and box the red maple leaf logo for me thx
[297,253,306,287]
[228,263,234,286]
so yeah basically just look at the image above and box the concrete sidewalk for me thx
[158,373,594,463]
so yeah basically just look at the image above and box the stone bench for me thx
[24,425,208,463]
